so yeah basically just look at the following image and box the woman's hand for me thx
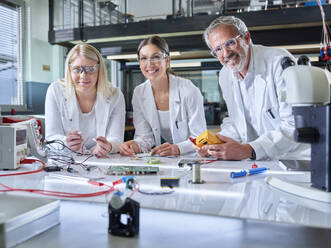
[66,131,83,151]
[119,140,140,156]
[151,143,180,157]
[92,136,112,158]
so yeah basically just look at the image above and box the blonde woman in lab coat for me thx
[120,36,207,156]
[45,43,125,157]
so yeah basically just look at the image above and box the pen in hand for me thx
[231,167,268,178]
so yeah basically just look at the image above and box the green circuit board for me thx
[107,165,159,175]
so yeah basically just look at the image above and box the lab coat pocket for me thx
[175,120,189,141]
[264,106,280,130]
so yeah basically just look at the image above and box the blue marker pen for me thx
[230,167,268,178]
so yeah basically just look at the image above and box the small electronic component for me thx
[160,178,180,188]
[107,166,159,175]
[230,167,268,178]
[320,45,331,61]
[136,152,152,158]
[146,158,161,164]
[195,130,223,148]
[108,197,140,237]
[44,166,62,172]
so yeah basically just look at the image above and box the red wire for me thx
[0,158,115,198]
[0,181,114,198]
[0,158,46,177]
[201,159,218,164]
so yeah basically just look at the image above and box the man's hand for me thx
[66,131,83,151]
[192,143,209,157]
[151,143,180,157]
[92,136,112,158]
[119,140,140,156]
[201,134,253,160]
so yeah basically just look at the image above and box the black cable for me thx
[46,148,94,172]
[74,154,95,171]
[46,156,73,169]
[77,154,94,165]
[45,139,88,156]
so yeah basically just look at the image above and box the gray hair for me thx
[203,16,248,49]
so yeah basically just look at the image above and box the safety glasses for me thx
[210,35,241,57]
[69,64,99,74]
[138,53,168,65]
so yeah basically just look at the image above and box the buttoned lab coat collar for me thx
[231,45,267,139]
[141,74,181,145]
[65,88,114,137]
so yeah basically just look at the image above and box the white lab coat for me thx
[45,80,125,153]
[132,74,207,155]
[219,44,310,160]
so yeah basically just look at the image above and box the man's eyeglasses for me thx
[210,35,241,57]
[138,53,168,65]
[70,64,99,74]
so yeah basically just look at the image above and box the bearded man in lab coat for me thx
[194,16,310,161]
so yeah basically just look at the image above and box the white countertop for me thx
[1,154,330,230]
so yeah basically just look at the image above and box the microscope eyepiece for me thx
[297,55,311,66]
[281,56,295,70]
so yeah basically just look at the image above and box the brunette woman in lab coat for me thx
[120,36,206,156]
[45,43,125,157]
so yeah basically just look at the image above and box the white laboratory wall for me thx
[24,0,64,84]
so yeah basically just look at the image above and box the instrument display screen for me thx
[16,129,27,146]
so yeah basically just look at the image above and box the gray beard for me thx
[230,41,249,73]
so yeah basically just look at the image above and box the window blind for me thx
[0,2,23,105]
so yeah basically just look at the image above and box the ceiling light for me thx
[170,62,201,68]
[70,31,203,44]
[309,57,319,62]
[107,51,181,60]
[273,44,320,50]
[170,51,181,56]
[107,54,137,60]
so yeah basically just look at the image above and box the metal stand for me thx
[189,164,205,184]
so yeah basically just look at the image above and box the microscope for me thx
[282,57,331,192]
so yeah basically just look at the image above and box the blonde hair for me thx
[62,43,116,98]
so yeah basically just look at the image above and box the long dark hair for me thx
[137,35,174,75]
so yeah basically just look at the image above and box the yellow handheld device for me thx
[195,130,223,148]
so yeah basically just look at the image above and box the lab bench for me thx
[0,155,330,247]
